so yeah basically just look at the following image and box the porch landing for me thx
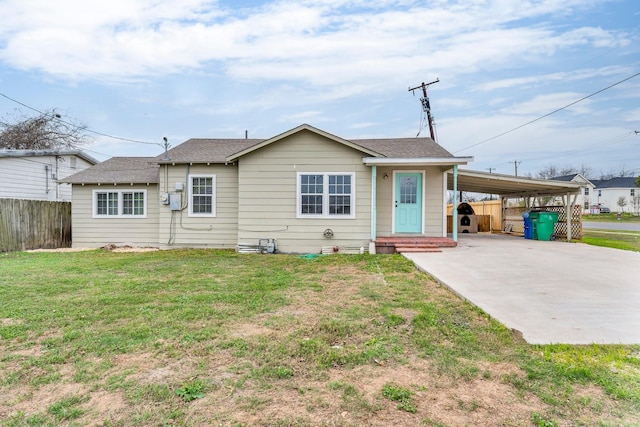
[374,236,457,254]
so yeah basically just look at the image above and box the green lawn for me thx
[1,249,639,426]
[582,229,640,252]
[582,212,640,223]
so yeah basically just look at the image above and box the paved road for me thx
[583,221,640,231]
[405,234,640,345]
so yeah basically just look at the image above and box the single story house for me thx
[0,149,98,201]
[61,124,472,253]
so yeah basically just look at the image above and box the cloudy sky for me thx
[0,0,638,177]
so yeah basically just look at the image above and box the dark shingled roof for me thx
[61,157,159,184]
[158,139,264,164]
[352,137,453,158]
[550,174,580,182]
[158,136,452,164]
[62,131,456,184]
[590,177,637,189]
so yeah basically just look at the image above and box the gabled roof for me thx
[550,173,593,186]
[0,149,99,165]
[590,177,637,189]
[225,124,383,162]
[62,124,473,184]
[550,174,579,182]
[61,157,159,184]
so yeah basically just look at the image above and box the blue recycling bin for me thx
[522,211,533,239]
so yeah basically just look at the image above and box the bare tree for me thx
[536,165,561,179]
[0,109,92,150]
[617,196,628,212]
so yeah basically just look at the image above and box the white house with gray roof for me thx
[61,124,472,253]
[0,149,98,201]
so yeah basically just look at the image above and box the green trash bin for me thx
[535,211,558,241]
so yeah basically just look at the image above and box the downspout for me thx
[452,165,458,242]
[45,165,50,196]
[370,165,377,252]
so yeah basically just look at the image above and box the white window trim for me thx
[296,172,356,219]
[92,189,147,218]
[188,174,217,217]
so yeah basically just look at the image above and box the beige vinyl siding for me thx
[237,130,372,253]
[374,166,446,238]
[423,168,445,235]
[70,184,159,248]
[157,164,239,248]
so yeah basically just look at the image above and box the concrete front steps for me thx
[374,236,457,254]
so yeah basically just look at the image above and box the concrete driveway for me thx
[404,234,640,344]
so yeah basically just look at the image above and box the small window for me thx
[632,189,636,197]
[94,190,147,218]
[584,187,589,196]
[189,174,216,217]
[598,190,602,197]
[298,173,355,218]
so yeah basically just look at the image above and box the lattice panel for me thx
[503,205,582,240]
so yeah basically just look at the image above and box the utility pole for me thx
[509,160,521,176]
[409,79,439,141]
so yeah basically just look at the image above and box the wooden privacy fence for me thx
[447,200,502,232]
[0,199,71,252]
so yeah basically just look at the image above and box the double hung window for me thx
[189,175,216,217]
[298,173,355,218]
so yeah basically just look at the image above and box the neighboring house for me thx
[61,124,472,253]
[550,174,594,213]
[0,149,98,201]
[590,177,638,214]
[550,174,639,214]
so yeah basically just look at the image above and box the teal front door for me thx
[394,173,423,233]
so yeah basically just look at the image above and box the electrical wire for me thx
[453,71,640,154]
[0,91,160,146]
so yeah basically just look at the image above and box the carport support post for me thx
[452,165,458,242]
[370,165,377,251]
[566,192,574,242]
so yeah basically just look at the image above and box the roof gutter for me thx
[363,156,474,166]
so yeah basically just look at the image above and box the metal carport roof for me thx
[447,169,583,198]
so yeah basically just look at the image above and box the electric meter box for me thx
[169,193,181,211]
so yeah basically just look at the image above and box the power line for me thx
[453,71,640,154]
[0,91,161,146]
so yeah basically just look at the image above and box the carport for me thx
[447,169,584,241]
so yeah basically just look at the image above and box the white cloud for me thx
[0,0,629,88]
